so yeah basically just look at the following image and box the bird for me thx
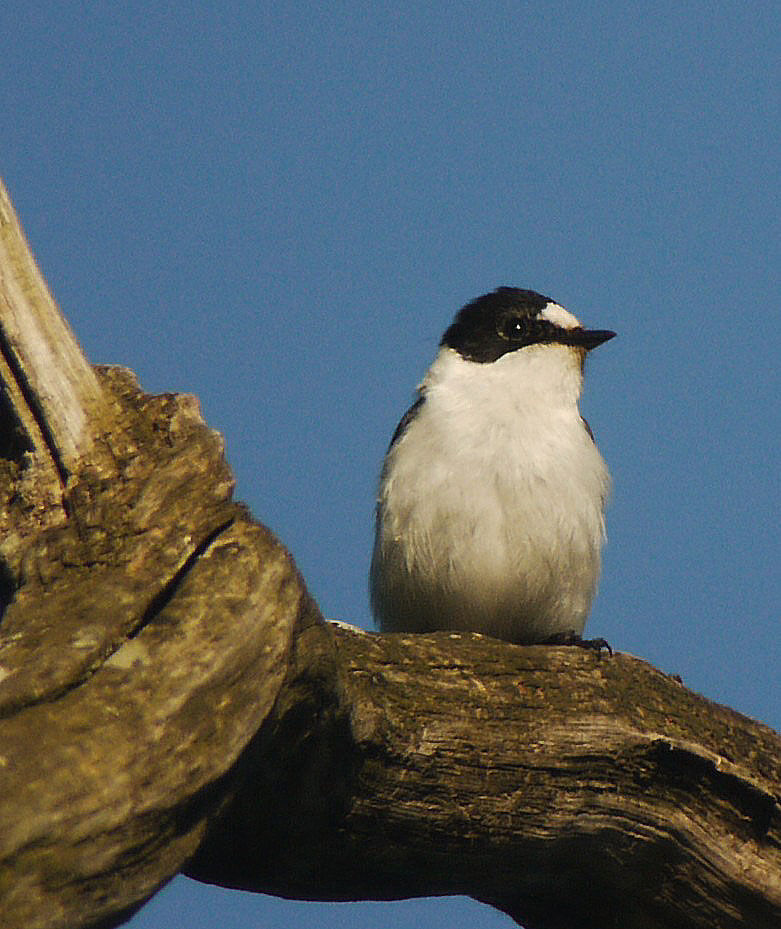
[369,286,615,648]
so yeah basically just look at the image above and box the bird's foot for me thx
[543,631,613,656]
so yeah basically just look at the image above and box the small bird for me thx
[370,287,615,647]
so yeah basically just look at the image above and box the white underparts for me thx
[370,342,610,644]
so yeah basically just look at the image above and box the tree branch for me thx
[0,179,779,929]
[187,621,781,929]
[0,182,106,480]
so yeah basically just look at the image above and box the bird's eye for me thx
[499,316,527,341]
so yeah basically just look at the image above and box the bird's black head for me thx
[441,287,615,363]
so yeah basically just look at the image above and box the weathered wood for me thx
[0,180,107,481]
[0,180,308,929]
[0,178,779,929]
[188,624,781,929]
[0,362,311,928]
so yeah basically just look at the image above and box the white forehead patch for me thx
[540,301,581,329]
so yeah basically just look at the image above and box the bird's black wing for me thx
[581,416,595,442]
[388,394,425,450]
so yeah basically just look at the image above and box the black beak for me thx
[563,328,616,351]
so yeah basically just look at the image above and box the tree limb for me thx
[0,181,106,480]
[0,179,312,927]
[187,621,781,929]
[0,178,779,929]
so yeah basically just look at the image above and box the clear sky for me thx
[2,4,778,928]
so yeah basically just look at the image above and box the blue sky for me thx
[2,4,778,928]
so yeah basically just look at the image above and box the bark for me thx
[0,180,313,927]
[0,179,779,929]
[188,622,781,929]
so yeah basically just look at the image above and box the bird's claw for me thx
[543,632,613,656]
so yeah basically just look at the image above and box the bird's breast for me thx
[373,387,610,642]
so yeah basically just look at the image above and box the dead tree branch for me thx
[0,179,779,929]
